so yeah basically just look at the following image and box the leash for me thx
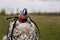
[7,17,18,40]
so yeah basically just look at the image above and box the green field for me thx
[0,15,60,40]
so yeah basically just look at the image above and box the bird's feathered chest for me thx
[14,23,34,34]
[6,21,37,40]
[10,23,35,39]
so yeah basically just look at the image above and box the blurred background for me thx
[0,0,60,40]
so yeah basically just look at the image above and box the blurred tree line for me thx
[0,8,19,15]
[0,8,60,16]
[29,12,60,16]
[0,9,6,15]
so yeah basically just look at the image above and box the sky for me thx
[0,0,60,13]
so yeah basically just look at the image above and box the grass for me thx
[0,15,60,40]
